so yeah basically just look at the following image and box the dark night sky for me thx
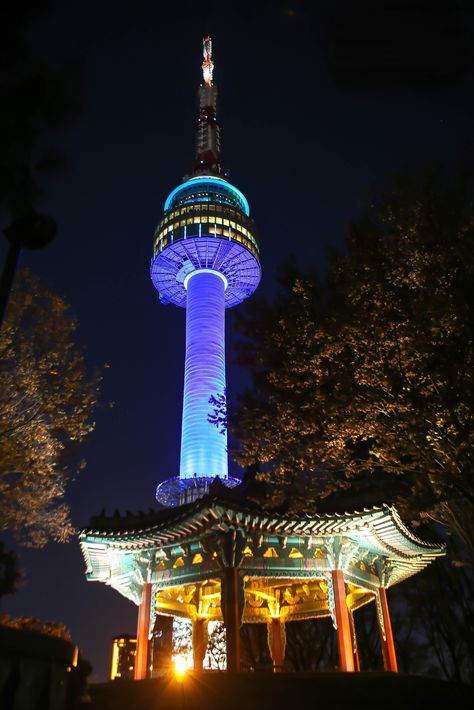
[2,0,474,682]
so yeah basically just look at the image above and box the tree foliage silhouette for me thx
[0,270,100,546]
[233,165,474,555]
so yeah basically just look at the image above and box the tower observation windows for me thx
[164,177,250,215]
[153,211,259,260]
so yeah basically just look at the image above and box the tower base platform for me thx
[85,672,471,710]
[155,475,240,507]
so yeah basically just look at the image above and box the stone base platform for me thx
[85,672,471,710]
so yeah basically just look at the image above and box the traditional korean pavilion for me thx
[80,478,444,677]
[80,38,444,678]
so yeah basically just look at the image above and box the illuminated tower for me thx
[152,37,261,507]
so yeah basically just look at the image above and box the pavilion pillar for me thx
[348,609,360,672]
[377,588,398,673]
[134,582,152,680]
[192,618,208,671]
[222,567,242,672]
[268,617,285,672]
[331,570,355,672]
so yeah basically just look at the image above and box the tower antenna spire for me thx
[202,36,214,86]
[193,36,221,175]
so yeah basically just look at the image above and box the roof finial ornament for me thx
[202,36,214,86]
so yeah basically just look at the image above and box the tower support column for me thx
[180,269,227,481]
[378,588,398,672]
[331,570,355,672]
[135,582,152,680]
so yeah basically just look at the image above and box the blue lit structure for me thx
[152,37,261,506]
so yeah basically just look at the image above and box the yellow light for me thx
[263,547,279,558]
[174,657,187,681]
[288,548,304,559]
[110,640,119,681]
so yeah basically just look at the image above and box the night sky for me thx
[2,0,474,682]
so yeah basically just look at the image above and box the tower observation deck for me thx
[152,37,261,506]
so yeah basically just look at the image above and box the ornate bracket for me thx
[131,551,154,604]
[321,572,337,630]
[149,583,159,640]
[266,618,286,662]
[326,535,357,570]
[216,528,247,568]
[375,589,386,641]
[375,558,393,588]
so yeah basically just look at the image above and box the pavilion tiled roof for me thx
[81,490,444,560]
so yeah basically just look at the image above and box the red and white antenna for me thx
[202,36,214,86]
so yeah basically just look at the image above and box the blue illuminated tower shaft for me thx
[180,270,227,479]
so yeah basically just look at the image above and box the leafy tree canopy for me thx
[0,1,80,225]
[233,164,474,555]
[0,270,100,546]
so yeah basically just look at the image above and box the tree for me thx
[400,556,474,683]
[0,1,81,324]
[0,270,100,546]
[205,621,227,670]
[233,165,474,555]
[0,542,20,597]
[0,1,80,221]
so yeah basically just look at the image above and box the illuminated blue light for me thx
[183,268,228,291]
[179,270,228,480]
[164,176,250,216]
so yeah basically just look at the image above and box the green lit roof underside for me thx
[79,497,444,605]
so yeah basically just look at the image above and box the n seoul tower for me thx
[152,37,261,507]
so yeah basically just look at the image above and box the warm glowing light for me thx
[263,547,279,558]
[110,640,119,680]
[202,36,214,86]
[175,656,187,680]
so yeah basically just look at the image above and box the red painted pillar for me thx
[223,567,241,672]
[378,588,398,672]
[134,582,152,680]
[331,570,355,672]
[271,618,284,672]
